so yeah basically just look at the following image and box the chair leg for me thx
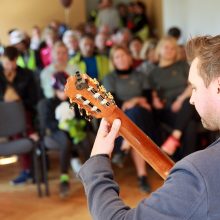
[41,142,50,196]
[33,148,42,197]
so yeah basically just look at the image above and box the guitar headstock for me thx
[64,71,116,121]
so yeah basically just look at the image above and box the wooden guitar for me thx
[64,71,175,180]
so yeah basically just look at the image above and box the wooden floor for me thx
[0,154,163,220]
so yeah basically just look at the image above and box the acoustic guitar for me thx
[64,71,175,180]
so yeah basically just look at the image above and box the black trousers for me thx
[45,130,72,173]
[155,99,198,159]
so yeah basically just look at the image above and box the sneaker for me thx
[138,176,151,193]
[59,174,70,198]
[70,158,82,175]
[161,135,180,156]
[10,170,32,185]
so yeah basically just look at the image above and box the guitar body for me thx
[65,71,174,180]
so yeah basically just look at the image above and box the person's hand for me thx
[90,118,121,158]
[122,97,151,111]
[152,91,165,109]
[153,97,164,109]
[29,132,39,142]
[138,97,152,111]
[121,99,137,111]
[171,98,183,112]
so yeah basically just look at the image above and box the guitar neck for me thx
[106,107,175,180]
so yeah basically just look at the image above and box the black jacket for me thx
[0,65,39,113]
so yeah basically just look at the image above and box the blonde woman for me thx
[148,36,197,159]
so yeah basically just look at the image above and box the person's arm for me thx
[40,67,54,98]
[176,84,192,102]
[44,99,59,132]
[171,61,192,112]
[171,84,192,112]
[15,68,39,118]
[78,119,207,220]
[121,73,152,111]
[121,96,151,111]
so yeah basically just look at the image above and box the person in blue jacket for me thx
[78,35,220,220]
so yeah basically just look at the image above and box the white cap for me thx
[62,30,79,45]
[9,30,25,45]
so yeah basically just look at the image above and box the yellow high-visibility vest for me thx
[17,49,37,71]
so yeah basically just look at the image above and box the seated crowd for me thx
[0,0,215,198]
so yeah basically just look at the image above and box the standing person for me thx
[77,35,220,219]
[116,2,128,27]
[128,1,150,41]
[95,0,121,33]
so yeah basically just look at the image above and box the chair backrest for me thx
[0,101,26,137]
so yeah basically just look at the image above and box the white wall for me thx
[163,0,220,43]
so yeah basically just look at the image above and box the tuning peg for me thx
[110,100,116,105]
[91,78,99,86]
[106,92,113,100]
[83,110,93,122]
[79,108,84,116]
[85,115,93,122]
[77,104,83,116]
[106,92,115,104]
[99,85,107,93]
[69,102,75,109]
